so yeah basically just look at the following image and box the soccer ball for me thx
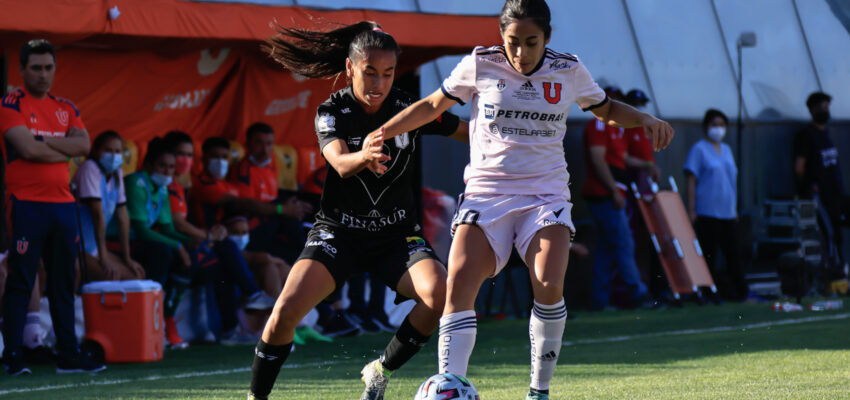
[415,373,480,400]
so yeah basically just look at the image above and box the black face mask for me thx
[812,110,830,125]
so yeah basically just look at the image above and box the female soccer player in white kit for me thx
[369,1,674,399]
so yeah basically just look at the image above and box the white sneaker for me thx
[244,292,276,311]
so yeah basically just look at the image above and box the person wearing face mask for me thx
[684,109,748,301]
[124,137,196,348]
[230,124,312,263]
[73,130,157,281]
[794,92,847,279]
[159,132,277,344]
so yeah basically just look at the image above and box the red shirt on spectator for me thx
[0,88,84,202]
[167,181,188,220]
[192,171,239,229]
[230,157,277,202]
[582,118,628,197]
[626,126,654,162]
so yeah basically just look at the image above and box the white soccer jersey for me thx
[441,46,607,198]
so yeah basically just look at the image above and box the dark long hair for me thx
[89,130,122,159]
[500,0,552,40]
[143,137,175,169]
[263,20,399,79]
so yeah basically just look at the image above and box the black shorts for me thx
[297,225,442,299]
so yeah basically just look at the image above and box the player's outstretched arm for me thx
[4,126,69,163]
[592,99,674,151]
[45,127,91,157]
[323,133,390,178]
[376,89,457,140]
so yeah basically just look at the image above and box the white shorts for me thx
[451,193,575,276]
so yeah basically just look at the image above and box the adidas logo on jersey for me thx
[521,80,535,91]
[538,350,558,362]
[513,80,540,101]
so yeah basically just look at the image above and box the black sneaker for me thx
[4,360,32,376]
[318,311,360,338]
[347,311,381,334]
[369,312,398,333]
[56,356,107,374]
[23,345,56,364]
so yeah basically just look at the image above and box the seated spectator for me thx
[161,132,277,343]
[229,123,311,262]
[684,109,749,301]
[223,215,290,298]
[73,130,150,281]
[126,137,197,348]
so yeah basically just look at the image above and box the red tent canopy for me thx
[1,0,499,181]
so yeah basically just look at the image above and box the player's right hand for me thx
[361,128,390,174]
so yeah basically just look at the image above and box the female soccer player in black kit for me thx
[248,21,468,400]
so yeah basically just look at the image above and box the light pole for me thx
[736,31,756,208]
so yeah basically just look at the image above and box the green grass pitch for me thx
[1,300,848,399]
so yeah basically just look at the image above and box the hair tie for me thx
[373,26,384,32]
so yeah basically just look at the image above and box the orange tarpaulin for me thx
[1,0,499,183]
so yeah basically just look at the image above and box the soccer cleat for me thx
[247,393,267,400]
[56,356,106,374]
[244,292,277,311]
[360,359,391,400]
[525,389,549,400]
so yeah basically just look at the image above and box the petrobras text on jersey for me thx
[483,105,565,122]
[340,209,407,232]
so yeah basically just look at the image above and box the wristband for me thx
[206,231,212,241]
[646,161,654,168]
[276,204,283,215]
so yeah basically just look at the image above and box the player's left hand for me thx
[642,114,674,151]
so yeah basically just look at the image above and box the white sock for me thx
[438,310,477,376]
[23,312,44,349]
[529,298,566,391]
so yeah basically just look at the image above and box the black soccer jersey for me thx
[313,86,460,234]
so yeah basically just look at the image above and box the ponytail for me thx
[263,20,399,79]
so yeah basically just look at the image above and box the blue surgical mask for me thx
[99,152,123,174]
[208,158,229,180]
[249,155,271,167]
[228,234,250,251]
[149,172,173,188]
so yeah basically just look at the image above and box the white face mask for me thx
[228,234,250,251]
[249,155,271,168]
[149,172,173,188]
[707,126,726,142]
[208,158,229,180]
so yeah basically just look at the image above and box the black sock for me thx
[380,316,430,371]
[530,388,550,395]
[250,340,292,399]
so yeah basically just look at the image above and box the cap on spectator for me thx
[625,89,650,106]
[806,92,831,109]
